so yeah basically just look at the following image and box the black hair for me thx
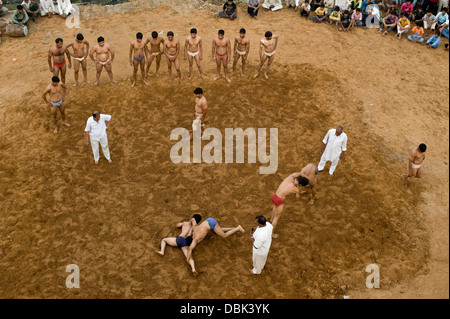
[190,28,197,34]
[320,3,325,7]
[76,33,84,41]
[52,76,60,83]
[192,214,202,225]
[92,111,100,119]
[344,10,349,14]
[136,32,143,39]
[297,176,309,187]
[265,31,272,38]
[218,29,225,35]
[167,31,174,36]
[17,5,23,10]
[55,38,63,44]
[356,7,361,12]
[305,0,309,2]
[97,36,105,43]
[334,6,340,11]
[186,236,193,246]
[152,31,158,38]
[194,87,203,95]
[255,215,267,226]
[416,21,423,27]
[443,7,449,12]
[419,143,427,152]
[240,28,246,34]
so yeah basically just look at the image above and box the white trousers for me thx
[252,252,268,274]
[262,3,284,11]
[424,20,437,30]
[90,135,110,162]
[318,155,340,175]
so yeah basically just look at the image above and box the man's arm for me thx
[129,42,134,65]
[245,40,250,60]
[109,45,115,62]
[199,38,203,60]
[60,82,67,100]
[201,100,208,122]
[85,131,90,146]
[65,47,72,68]
[84,40,90,58]
[186,239,197,261]
[48,48,53,72]
[184,38,189,60]
[176,40,180,57]
[42,86,51,105]
[212,39,216,59]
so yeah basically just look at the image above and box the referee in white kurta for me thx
[84,111,112,164]
[250,215,273,275]
[318,125,348,177]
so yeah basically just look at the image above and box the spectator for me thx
[247,0,262,18]
[262,0,284,11]
[423,9,438,34]
[351,7,364,27]
[312,0,324,11]
[426,0,439,14]
[313,3,329,22]
[40,0,56,17]
[12,5,29,25]
[219,0,238,19]
[436,7,449,29]
[425,29,442,47]
[439,14,449,37]
[324,0,335,14]
[339,9,352,30]
[285,0,299,8]
[57,0,73,18]
[408,23,425,42]
[377,11,399,35]
[21,0,40,22]
[401,0,414,20]
[85,111,113,164]
[438,0,449,12]
[300,0,312,16]
[250,216,273,275]
[397,13,411,40]
[336,0,352,11]
[0,0,9,17]
[411,6,426,27]
[329,6,342,26]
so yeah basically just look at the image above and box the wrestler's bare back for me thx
[191,221,211,244]
[275,173,300,199]
[195,96,207,115]
[300,163,318,187]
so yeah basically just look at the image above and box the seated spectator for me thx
[41,0,57,17]
[247,0,262,18]
[436,7,449,29]
[219,0,238,19]
[21,0,40,22]
[411,6,426,27]
[408,23,425,42]
[300,0,312,16]
[312,0,324,11]
[57,0,73,18]
[401,0,414,20]
[336,0,352,12]
[385,1,398,17]
[313,3,330,21]
[425,29,442,47]
[377,11,398,35]
[262,0,284,11]
[329,6,342,26]
[324,0,335,14]
[285,0,299,8]
[0,0,8,17]
[426,0,439,14]
[423,9,438,34]
[397,13,411,40]
[445,43,449,50]
[351,7,364,27]
[12,5,29,25]
[439,15,449,38]
[339,9,352,30]
[438,0,449,13]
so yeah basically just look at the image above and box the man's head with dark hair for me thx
[442,7,448,13]
[194,87,203,96]
[344,10,349,15]
[136,32,143,39]
[17,5,23,11]
[336,125,344,136]
[265,31,273,38]
[167,31,174,37]
[76,33,84,41]
[320,3,325,7]
[92,110,100,120]
[305,0,309,3]
[190,28,197,34]
[52,76,60,84]
[55,38,63,44]
[255,215,267,226]
[356,7,361,13]
[419,143,427,153]
[240,28,246,34]
[98,36,105,43]
[152,31,158,38]
[218,29,225,36]
[192,214,202,225]
[296,176,310,187]
[334,6,340,11]
[416,21,423,27]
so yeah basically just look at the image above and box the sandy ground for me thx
[0,1,448,299]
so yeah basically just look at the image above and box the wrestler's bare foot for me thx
[131,82,136,87]
[253,73,259,78]
[156,251,164,256]
[405,186,413,194]
[308,198,315,205]
[73,82,79,87]
[264,73,269,80]
[94,81,99,86]
[108,159,112,164]
[189,74,194,80]
[144,80,150,86]
[53,127,58,134]
[192,270,200,277]
[200,74,205,80]
[85,79,91,84]
[329,174,334,178]
[249,269,255,275]
[213,75,220,81]
[62,122,71,127]
[110,79,118,84]
[225,76,231,83]
[237,225,245,233]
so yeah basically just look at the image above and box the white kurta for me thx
[252,222,273,274]
[57,0,72,16]
[320,129,347,162]
[40,0,56,16]
[262,0,283,11]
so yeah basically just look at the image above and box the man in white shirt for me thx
[57,0,72,18]
[22,0,41,22]
[40,0,56,17]
[318,126,348,177]
[0,0,9,17]
[250,216,273,275]
[262,0,284,11]
[85,111,113,164]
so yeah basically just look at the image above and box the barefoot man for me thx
[270,168,317,238]
[157,214,202,276]
[129,32,149,87]
[48,38,72,84]
[184,28,204,80]
[193,87,208,132]
[404,143,427,194]
[145,31,164,78]
[186,218,245,262]
[212,29,232,83]
[254,31,278,79]
[66,33,90,86]
[232,28,250,77]
[89,36,117,85]
[42,76,70,134]
[163,31,182,83]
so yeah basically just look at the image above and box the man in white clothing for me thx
[250,215,273,275]
[40,0,56,17]
[262,0,284,11]
[0,0,10,17]
[85,111,112,164]
[57,0,72,18]
[318,125,347,177]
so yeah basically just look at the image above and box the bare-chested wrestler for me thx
[254,31,278,80]
[163,31,182,84]
[48,38,72,84]
[156,214,202,277]
[404,143,427,195]
[145,31,164,78]
[184,28,204,80]
[270,166,317,238]
[89,36,117,86]
[212,29,232,83]
[42,76,70,134]
[129,32,149,87]
[192,87,208,133]
[66,33,90,87]
[232,28,250,77]
[186,217,245,262]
